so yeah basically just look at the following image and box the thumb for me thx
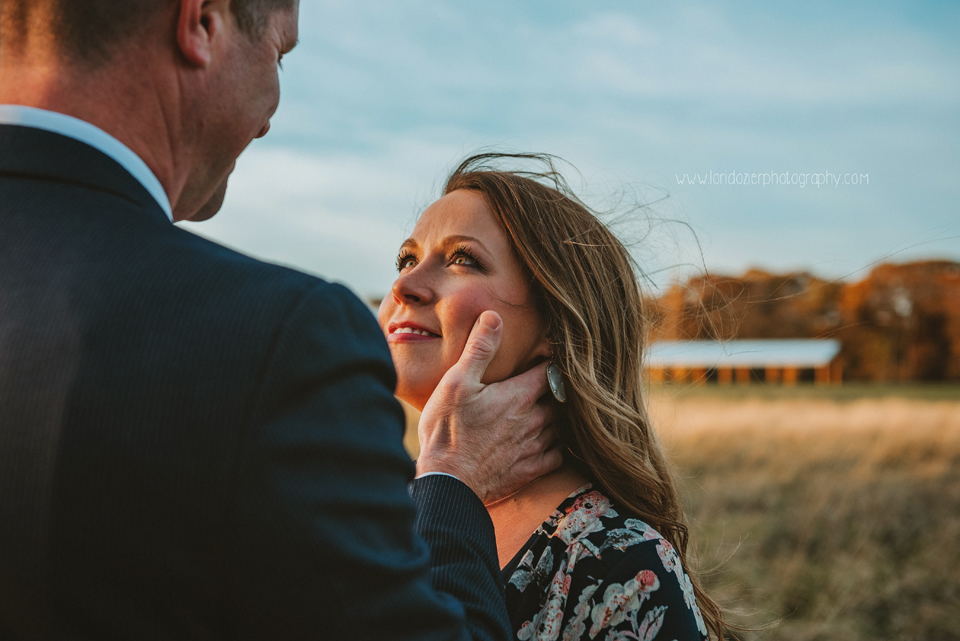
[455,311,503,385]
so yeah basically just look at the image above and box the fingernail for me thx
[480,311,501,330]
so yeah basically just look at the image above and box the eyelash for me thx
[395,245,486,273]
[450,245,486,271]
[396,251,417,272]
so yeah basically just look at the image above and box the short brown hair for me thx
[0,0,294,65]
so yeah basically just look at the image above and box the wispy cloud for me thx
[188,0,960,297]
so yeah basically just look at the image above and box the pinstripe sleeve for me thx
[409,474,511,641]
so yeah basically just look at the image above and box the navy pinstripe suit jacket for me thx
[0,124,509,640]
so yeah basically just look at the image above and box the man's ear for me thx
[176,0,231,67]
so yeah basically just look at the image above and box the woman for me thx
[379,153,726,640]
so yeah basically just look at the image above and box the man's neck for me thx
[0,56,183,214]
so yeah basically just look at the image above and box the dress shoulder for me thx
[503,485,709,641]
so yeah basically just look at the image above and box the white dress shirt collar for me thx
[0,105,173,222]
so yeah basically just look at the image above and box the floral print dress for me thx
[502,485,709,641]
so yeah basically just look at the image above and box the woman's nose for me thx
[391,268,434,305]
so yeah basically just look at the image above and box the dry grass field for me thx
[650,388,960,641]
[402,387,960,640]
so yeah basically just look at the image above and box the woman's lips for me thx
[387,324,441,343]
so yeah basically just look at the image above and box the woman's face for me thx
[378,189,550,410]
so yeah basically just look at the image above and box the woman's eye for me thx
[452,254,474,266]
[397,256,417,271]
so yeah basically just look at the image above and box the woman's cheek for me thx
[376,298,394,338]
[443,299,487,357]
[445,290,515,382]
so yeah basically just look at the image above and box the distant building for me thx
[648,261,960,382]
[645,339,843,385]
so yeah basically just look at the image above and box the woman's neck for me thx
[485,463,588,570]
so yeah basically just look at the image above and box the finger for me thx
[537,402,555,431]
[541,444,564,475]
[506,439,564,491]
[453,311,503,385]
[534,423,559,449]
[520,401,554,438]
[523,442,564,479]
[510,419,556,462]
[489,360,550,405]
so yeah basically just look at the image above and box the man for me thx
[0,0,561,638]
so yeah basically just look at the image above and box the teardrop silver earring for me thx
[546,362,567,403]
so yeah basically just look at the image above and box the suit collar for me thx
[0,124,171,225]
[0,106,172,221]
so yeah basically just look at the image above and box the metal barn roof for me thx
[646,339,841,369]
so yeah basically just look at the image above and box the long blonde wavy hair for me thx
[444,153,729,640]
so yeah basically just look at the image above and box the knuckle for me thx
[467,335,495,356]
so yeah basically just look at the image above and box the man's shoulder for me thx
[165,225,318,290]
[154,224,370,326]
[161,226,387,371]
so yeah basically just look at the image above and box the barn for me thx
[645,339,843,385]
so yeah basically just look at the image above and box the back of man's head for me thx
[0,0,293,66]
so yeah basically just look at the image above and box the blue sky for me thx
[189,1,960,299]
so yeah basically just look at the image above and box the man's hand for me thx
[417,311,564,503]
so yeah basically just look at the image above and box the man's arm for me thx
[226,282,509,640]
[410,475,510,641]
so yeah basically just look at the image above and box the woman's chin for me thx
[395,382,436,414]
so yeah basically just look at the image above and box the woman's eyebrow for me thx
[442,235,490,253]
[400,235,490,254]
